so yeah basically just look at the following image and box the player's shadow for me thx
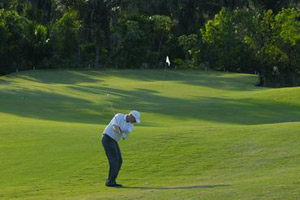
[119,184,231,190]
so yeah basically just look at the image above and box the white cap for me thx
[130,110,141,124]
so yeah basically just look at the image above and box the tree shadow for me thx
[1,71,300,125]
[0,88,109,124]
[15,69,258,91]
[69,85,300,125]
[0,83,300,125]
[8,70,102,84]
[89,69,259,91]
[118,184,231,190]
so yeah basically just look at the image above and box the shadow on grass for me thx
[5,70,102,84]
[0,70,300,125]
[68,85,300,125]
[0,83,300,125]
[10,69,258,91]
[0,88,109,124]
[118,184,231,190]
[107,70,258,91]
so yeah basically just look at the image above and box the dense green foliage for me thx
[198,7,300,86]
[0,0,300,86]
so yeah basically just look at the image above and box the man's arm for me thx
[112,125,122,134]
[113,125,127,139]
[112,114,122,134]
[121,127,133,139]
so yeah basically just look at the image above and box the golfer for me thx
[101,110,141,187]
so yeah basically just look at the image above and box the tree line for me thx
[0,0,299,86]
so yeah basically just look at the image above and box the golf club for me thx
[106,93,116,116]
[106,93,124,139]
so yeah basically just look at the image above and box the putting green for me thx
[0,69,299,199]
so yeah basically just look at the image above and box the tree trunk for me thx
[107,19,115,66]
[95,44,100,67]
[78,44,81,64]
[157,31,165,67]
[223,0,228,7]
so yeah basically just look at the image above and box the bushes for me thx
[0,9,83,73]
[1,1,300,87]
[240,8,300,86]
[0,9,27,74]
[22,23,51,69]
[0,7,176,71]
[178,7,300,86]
[50,11,81,67]
[112,14,175,68]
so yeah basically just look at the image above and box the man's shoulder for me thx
[115,113,126,119]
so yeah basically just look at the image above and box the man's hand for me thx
[113,125,122,134]
[122,133,128,140]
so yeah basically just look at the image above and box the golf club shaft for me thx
[106,94,123,137]
[106,94,116,116]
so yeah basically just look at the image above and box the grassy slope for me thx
[0,70,300,200]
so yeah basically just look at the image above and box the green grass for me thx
[0,69,300,200]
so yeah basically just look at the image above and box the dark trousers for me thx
[101,134,122,184]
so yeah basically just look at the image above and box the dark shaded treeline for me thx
[0,0,299,86]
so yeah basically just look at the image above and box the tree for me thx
[150,15,174,65]
[51,10,81,66]
[200,8,244,71]
[177,34,199,67]
[22,22,51,69]
[0,9,27,74]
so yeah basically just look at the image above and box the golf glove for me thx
[122,133,128,139]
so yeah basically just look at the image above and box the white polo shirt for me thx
[103,113,134,142]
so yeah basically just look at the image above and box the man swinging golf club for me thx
[102,110,141,187]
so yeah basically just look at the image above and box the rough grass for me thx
[0,69,300,200]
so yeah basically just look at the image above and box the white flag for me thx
[166,56,171,66]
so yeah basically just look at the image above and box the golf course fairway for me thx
[0,70,299,199]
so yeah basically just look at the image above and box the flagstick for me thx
[162,56,171,89]
[162,62,167,89]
